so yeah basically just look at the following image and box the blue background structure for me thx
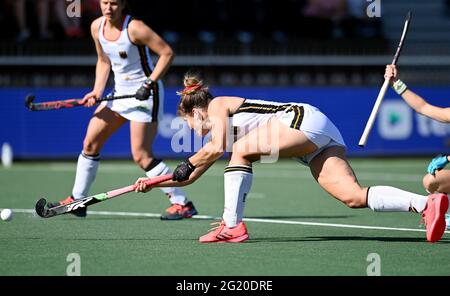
[1,87,449,159]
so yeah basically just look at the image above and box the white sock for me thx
[145,160,187,205]
[72,152,100,199]
[367,186,427,213]
[223,165,253,228]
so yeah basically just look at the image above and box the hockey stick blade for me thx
[25,94,36,110]
[35,174,173,218]
[35,198,57,218]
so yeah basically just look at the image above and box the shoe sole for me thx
[200,234,249,243]
[182,209,198,219]
[160,215,183,220]
[160,209,198,220]
[222,234,249,243]
[427,194,449,243]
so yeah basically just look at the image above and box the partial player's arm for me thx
[400,90,450,123]
[129,20,174,82]
[134,152,218,191]
[161,99,229,184]
[385,64,450,123]
[135,99,230,191]
[188,98,229,167]
[82,18,112,106]
[135,161,215,191]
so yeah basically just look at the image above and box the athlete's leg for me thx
[226,120,317,227]
[200,120,318,242]
[72,105,127,199]
[423,170,450,230]
[36,0,51,38]
[130,121,196,219]
[309,146,428,212]
[129,121,157,170]
[13,0,30,42]
[230,119,318,166]
[310,144,448,242]
[309,147,450,242]
[229,120,429,224]
[423,170,450,193]
[309,146,366,208]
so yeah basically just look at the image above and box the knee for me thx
[230,149,247,162]
[423,174,438,193]
[231,144,259,164]
[83,138,100,155]
[341,191,367,209]
[230,152,255,166]
[343,198,366,209]
[132,150,152,169]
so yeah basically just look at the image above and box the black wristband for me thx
[144,77,154,87]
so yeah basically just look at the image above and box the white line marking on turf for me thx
[1,166,424,183]
[7,208,449,234]
[247,193,266,199]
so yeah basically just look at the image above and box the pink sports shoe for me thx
[199,221,249,243]
[422,193,448,243]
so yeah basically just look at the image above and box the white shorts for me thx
[102,81,164,123]
[294,134,345,165]
[278,104,346,166]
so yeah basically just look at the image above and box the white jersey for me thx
[98,15,163,122]
[231,99,346,165]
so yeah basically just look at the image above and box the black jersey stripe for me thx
[233,126,239,143]
[234,102,291,114]
[138,45,152,77]
[290,106,304,130]
[151,82,160,122]
[137,45,159,121]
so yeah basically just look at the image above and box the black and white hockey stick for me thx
[25,93,136,111]
[35,174,173,218]
[358,11,412,147]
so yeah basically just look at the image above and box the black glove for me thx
[173,159,196,182]
[135,78,154,101]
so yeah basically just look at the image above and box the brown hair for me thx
[177,73,213,116]
[118,0,130,14]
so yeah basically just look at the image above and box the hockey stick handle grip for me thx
[107,185,137,198]
[96,94,136,102]
[141,174,173,186]
[106,174,174,198]
[27,94,136,111]
[358,79,390,147]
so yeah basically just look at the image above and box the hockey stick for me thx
[35,174,173,218]
[358,11,412,147]
[25,93,136,111]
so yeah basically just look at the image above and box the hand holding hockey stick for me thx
[358,11,412,147]
[25,93,136,111]
[35,174,173,218]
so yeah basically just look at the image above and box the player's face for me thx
[100,0,123,21]
[184,109,210,137]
